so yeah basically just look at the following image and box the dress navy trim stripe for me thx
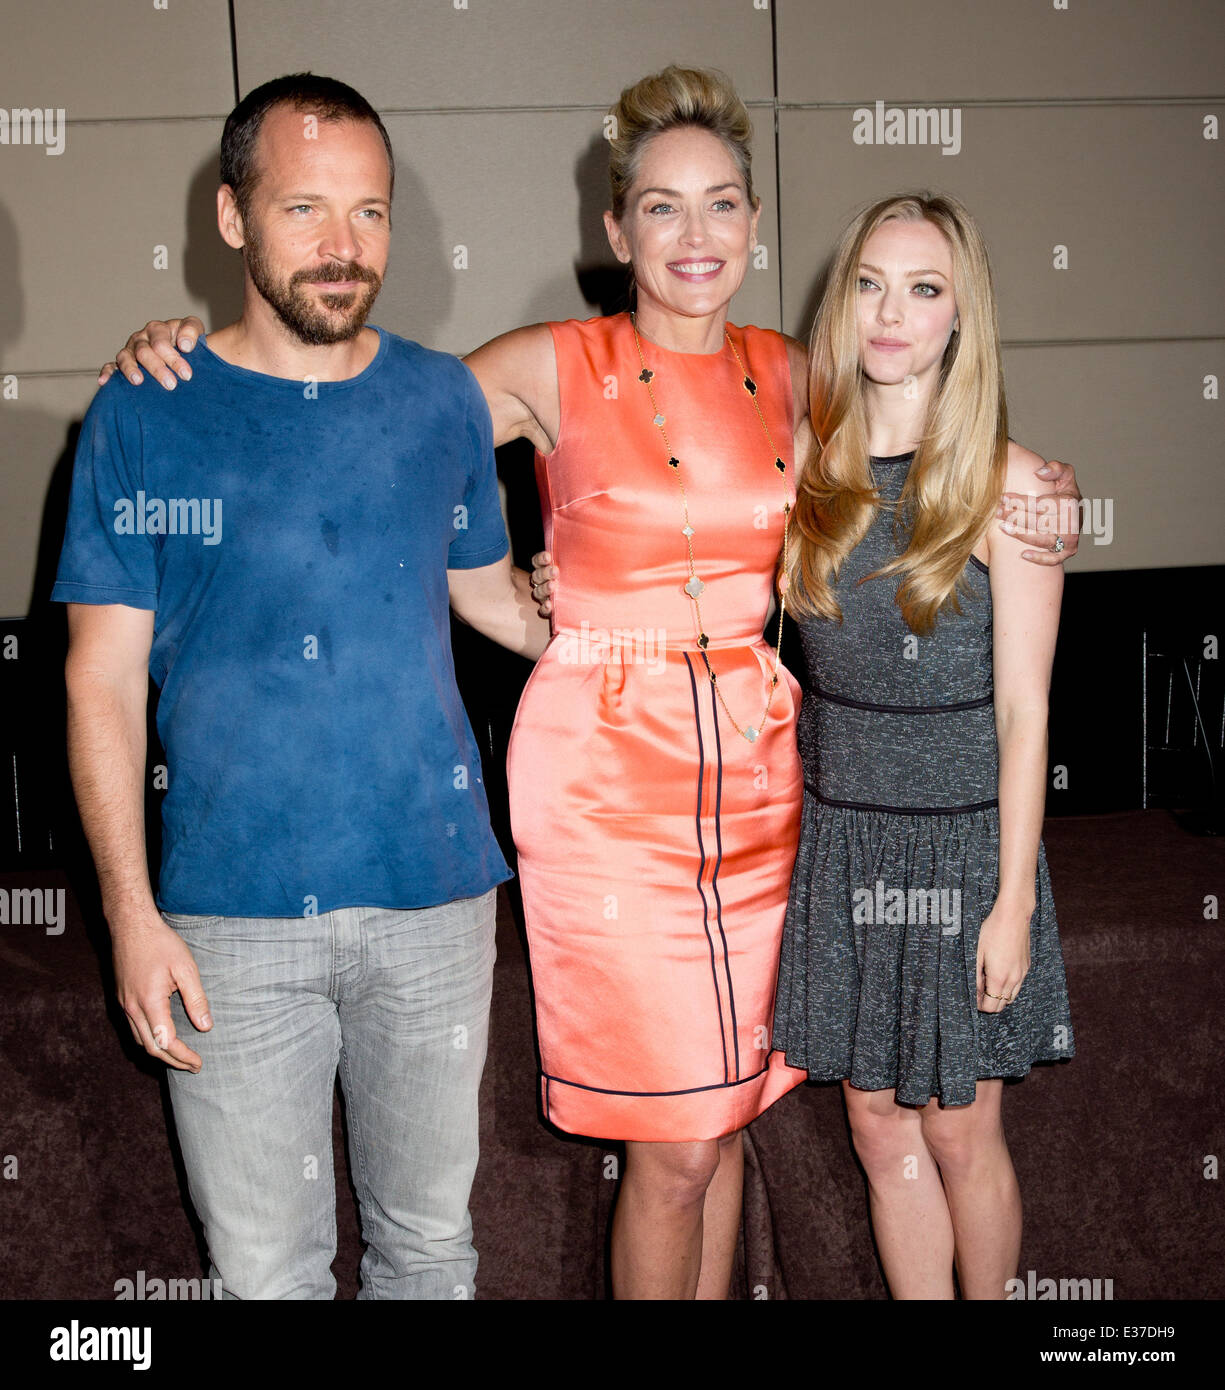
[812,790,999,815]
[685,653,731,1086]
[707,675,740,1082]
[542,1056,780,1099]
[814,686,994,714]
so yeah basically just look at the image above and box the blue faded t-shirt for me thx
[52,326,513,916]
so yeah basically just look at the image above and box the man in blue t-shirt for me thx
[54,74,548,1300]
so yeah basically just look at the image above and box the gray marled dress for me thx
[772,451,1074,1106]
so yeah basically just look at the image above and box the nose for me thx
[876,285,903,326]
[678,209,708,248]
[318,213,362,266]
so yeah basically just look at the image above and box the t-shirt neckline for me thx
[194,324,389,391]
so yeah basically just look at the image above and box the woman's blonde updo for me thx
[607,65,757,219]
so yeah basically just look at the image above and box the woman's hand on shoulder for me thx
[99,316,206,389]
[989,444,1068,589]
[997,441,1081,565]
[463,322,559,453]
[988,442,1064,712]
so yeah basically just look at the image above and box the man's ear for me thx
[217,185,246,251]
[603,209,632,265]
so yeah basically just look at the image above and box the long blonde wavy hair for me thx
[787,192,1008,634]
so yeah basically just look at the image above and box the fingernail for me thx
[200,1013,212,1028]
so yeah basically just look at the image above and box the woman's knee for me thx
[624,1139,722,1206]
[844,1087,922,1179]
[919,1091,1004,1177]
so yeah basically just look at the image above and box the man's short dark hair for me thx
[220,72,395,221]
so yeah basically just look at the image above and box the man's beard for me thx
[243,220,382,346]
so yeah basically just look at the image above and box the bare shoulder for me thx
[462,322,559,450]
[781,333,807,384]
[463,321,555,373]
[1003,438,1048,496]
[780,332,809,431]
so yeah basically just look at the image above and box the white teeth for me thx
[671,262,721,273]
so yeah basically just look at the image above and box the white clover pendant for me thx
[744,727,758,742]
[684,577,705,599]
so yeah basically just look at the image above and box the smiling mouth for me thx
[666,260,725,278]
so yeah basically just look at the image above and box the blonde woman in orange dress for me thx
[477,69,812,1297]
[105,67,1079,1300]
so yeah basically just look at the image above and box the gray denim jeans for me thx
[162,888,497,1299]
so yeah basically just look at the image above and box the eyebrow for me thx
[639,183,741,197]
[860,263,949,278]
[280,193,391,207]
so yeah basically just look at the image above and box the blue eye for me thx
[712,198,736,212]
[648,202,674,215]
[858,276,878,291]
[913,282,941,297]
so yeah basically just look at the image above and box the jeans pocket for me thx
[160,911,222,930]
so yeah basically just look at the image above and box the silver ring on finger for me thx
[1053,534,1065,552]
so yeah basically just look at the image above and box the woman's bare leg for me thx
[694,1130,744,1300]
[611,1132,743,1300]
[918,1079,1020,1299]
[843,1082,956,1298]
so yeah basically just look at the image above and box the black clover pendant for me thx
[775,456,786,472]
[743,376,757,395]
[667,456,680,469]
[638,368,654,383]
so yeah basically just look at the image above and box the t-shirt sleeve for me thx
[446,361,510,571]
[50,383,159,609]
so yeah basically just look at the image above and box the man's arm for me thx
[448,555,551,662]
[65,603,211,1070]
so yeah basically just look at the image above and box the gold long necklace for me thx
[630,312,792,744]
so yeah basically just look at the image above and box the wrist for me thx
[992,888,1036,921]
[103,889,162,936]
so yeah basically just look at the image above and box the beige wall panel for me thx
[1002,341,1223,573]
[777,105,1224,342]
[0,0,233,121]
[0,374,100,618]
[233,0,776,109]
[778,0,1225,104]
[1,122,242,376]
[373,109,781,356]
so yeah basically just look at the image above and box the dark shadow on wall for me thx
[182,153,244,331]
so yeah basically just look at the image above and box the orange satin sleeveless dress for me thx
[506,312,807,1141]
